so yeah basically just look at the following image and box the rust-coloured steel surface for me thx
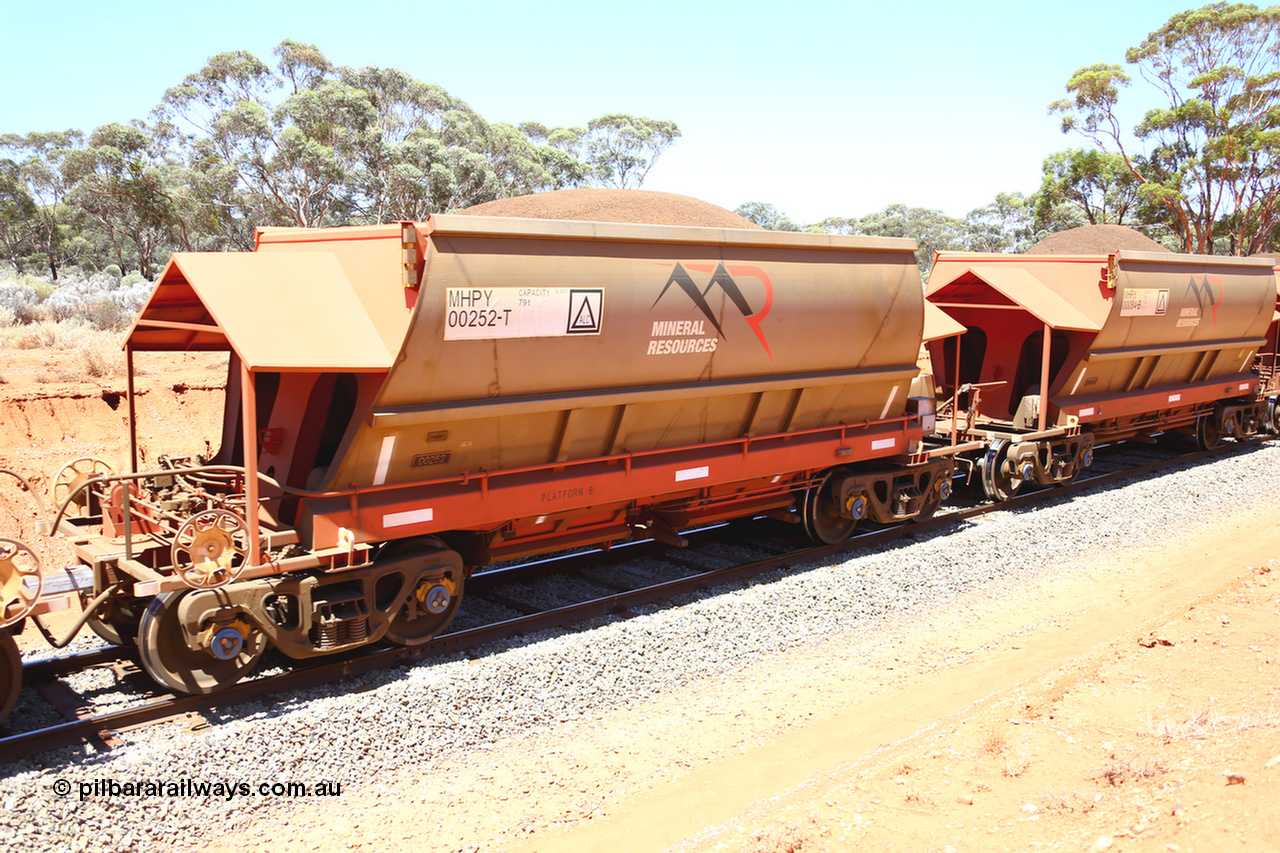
[129,217,933,556]
[926,251,1277,437]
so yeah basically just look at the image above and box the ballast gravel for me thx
[2,442,1279,852]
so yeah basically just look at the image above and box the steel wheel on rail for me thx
[85,597,145,648]
[801,469,858,545]
[910,471,953,524]
[383,542,466,646]
[1,629,21,724]
[1195,414,1222,451]
[137,591,265,695]
[978,439,1022,503]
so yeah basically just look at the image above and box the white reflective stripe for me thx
[675,466,709,482]
[1239,382,1251,391]
[871,437,896,451]
[373,435,396,486]
[1168,393,1182,403]
[384,507,433,528]
[1070,368,1088,395]
[1079,407,1095,417]
[880,385,900,420]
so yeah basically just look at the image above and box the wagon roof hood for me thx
[126,252,394,372]
[927,263,1103,332]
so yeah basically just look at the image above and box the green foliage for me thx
[583,115,680,189]
[20,274,53,300]
[1051,3,1280,254]
[963,192,1039,254]
[734,202,801,231]
[1035,148,1143,230]
[1,41,682,281]
[806,204,967,272]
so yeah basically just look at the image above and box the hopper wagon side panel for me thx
[1051,255,1274,426]
[306,217,928,549]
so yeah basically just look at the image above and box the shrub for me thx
[121,273,147,287]
[18,274,53,301]
[80,299,131,331]
[40,274,148,330]
[103,264,123,282]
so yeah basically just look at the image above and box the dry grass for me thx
[979,723,1009,756]
[0,320,126,379]
[1149,701,1280,741]
[1095,756,1166,786]
[1038,790,1098,814]
[746,818,820,853]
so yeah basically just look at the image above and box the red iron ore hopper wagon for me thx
[5,215,951,702]
[924,251,1278,500]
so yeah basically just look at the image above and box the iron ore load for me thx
[3,206,952,703]
[923,249,1277,500]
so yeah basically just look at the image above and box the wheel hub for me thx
[416,576,457,615]
[208,627,245,660]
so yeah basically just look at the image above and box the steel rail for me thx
[2,436,1271,762]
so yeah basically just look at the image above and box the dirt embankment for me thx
[0,348,225,571]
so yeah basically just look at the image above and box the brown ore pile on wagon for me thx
[1027,223,1166,254]
[459,188,761,229]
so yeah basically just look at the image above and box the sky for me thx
[1,0,1204,223]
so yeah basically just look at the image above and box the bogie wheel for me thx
[52,457,114,518]
[978,440,1022,503]
[171,510,250,589]
[137,591,266,694]
[1268,399,1280,435]
[909,474,952,524]
[85,595,145,648]
[1,629,21,724]
[1195,414,1222,451]
[384,550,466,647]
[802,469,858,545]
[0,539,41,627]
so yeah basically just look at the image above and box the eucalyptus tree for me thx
[583,114,681,188]
[1051,3,1280,254]
[60,122,187,278]
[156,42,379,230]
[1034,148,1144,231]
[0,131,92,278]
[733,201,801,231]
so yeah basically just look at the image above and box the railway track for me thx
[1,435,1268,763]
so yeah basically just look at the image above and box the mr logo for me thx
[1186,274,1224,328]
[651,262,774,359]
